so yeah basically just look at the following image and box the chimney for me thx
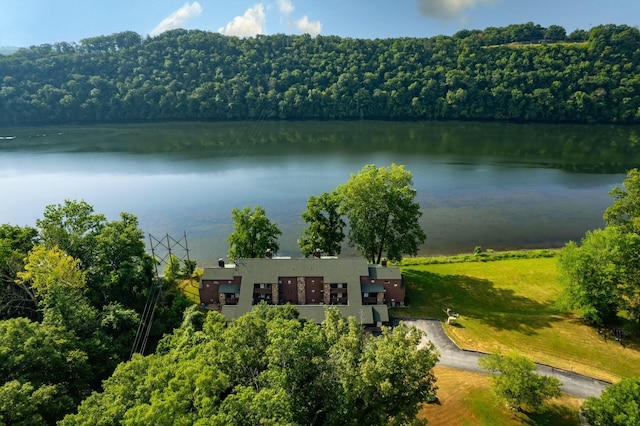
[218,258,225,268]
[381,258,387,267]
[266,248,273,259]
[314,248,322,259]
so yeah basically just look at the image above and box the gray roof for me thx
[372,305,390,323]
[219,284,241,294]
[201,267,236,281]
[368,264,402,280]
[361,284,385,293]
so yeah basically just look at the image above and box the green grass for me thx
[392,256,640,382]
[399,249,558,266]
[418,366,582,425]
[178,278,200,304]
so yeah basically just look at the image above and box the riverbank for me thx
[399,247,560,266]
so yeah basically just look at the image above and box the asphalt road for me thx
[395,318,610,399]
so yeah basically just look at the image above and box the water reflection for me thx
[0,120,636,263]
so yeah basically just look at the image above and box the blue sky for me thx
[1,0,639,47]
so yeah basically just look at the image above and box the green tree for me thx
[604,168,640,233]
[337,164,426,263]
[16,246,98,338]
[298,192,345,257]
[227,206,282,262]
[0,317,92,422]
[583,378,640,426]
[0,380,61,426]
[557,227,624,325]
[0,224,39,319]
[479,351,561,412]
[64,305,439,426]
[36,199,106,269]
[544,25,567,41]
[559,169,640,325]
[163,253,181,285]
[91,212,153,310]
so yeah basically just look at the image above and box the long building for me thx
[199,254,405,326]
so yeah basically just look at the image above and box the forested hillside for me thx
[1,22,639,125]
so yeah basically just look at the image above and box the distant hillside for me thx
[0,46,19,55]
[0,23,639,125]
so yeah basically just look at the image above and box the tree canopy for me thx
[604,168,640,233]
[0,201,192,425]
[62,305,439,426]
[337,164,426,263]
[558,168,640,326]
[583,378,640,426]
[479,351,561,412]
[0,224,39,320]
[1,23,640,125]
[298,192,345,257]
[228,206,282,262]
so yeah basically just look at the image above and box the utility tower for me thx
[130,232,191,358]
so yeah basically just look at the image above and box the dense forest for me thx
[1,23,640,125]
[0,201,192,424]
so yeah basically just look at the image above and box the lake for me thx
[1,120,638,264]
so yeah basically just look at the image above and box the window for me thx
[394,283,398,287]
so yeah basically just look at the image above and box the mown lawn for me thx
[418,366,582,426]
[178,277,201,304]
[392,257,640,382]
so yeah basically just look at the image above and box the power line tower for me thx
[130,232,191,358]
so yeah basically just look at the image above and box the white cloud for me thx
[149,2,203,37]
[218,4,266,37]
[417,0,496,21]
[295,16,322,37]
[278,0,295,16]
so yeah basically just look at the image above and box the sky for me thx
[1,0,639,48]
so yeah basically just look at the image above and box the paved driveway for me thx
[395,318,610,399]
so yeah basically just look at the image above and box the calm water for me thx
[1,120,638,264]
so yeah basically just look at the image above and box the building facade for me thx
[199,256,405,325]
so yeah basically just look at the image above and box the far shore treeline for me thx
[1,23,640,126]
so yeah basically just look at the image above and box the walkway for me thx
[395,318,611,399]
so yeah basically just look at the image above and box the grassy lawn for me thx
[418,366,582,426]
[178,277,201,304]
[392,257,640,382]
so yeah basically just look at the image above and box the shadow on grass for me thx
[523,403,581,426]
[403,270,562,335]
